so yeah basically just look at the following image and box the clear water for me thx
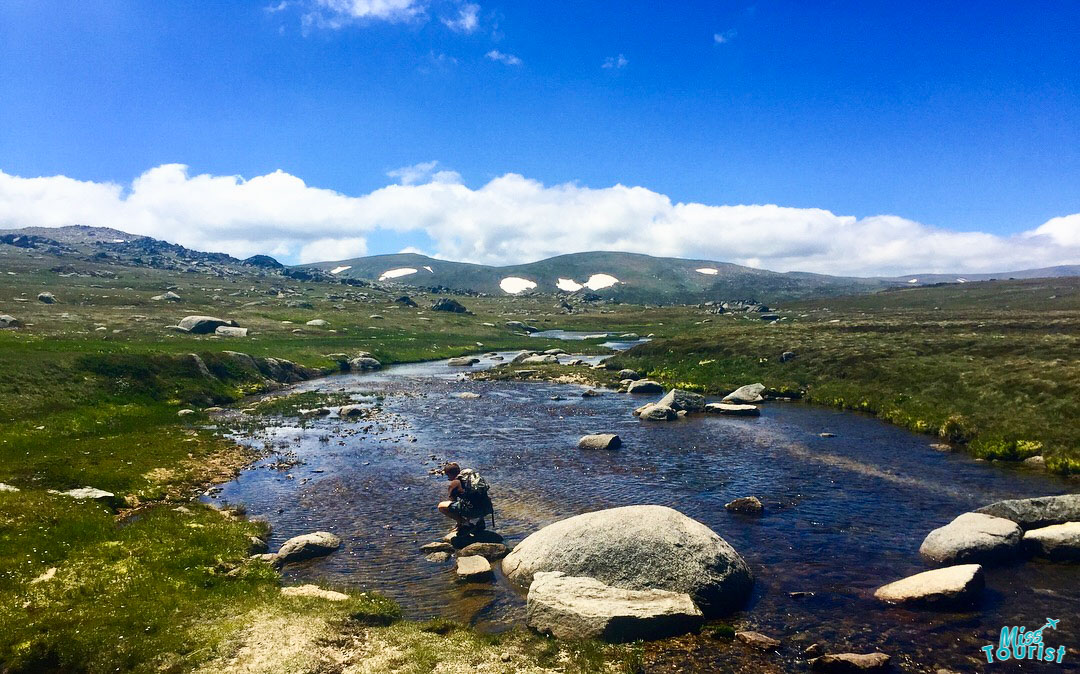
[209,353,1078,671]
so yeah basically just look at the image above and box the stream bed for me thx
[208,352,1078,671]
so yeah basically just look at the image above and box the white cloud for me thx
[303,0,425,29]
[714,29,736,44]
[1,164,1078,275]
[442,2,479,32]
[265,1,291,13]
[485,49,522,66]
[602,54,628,69]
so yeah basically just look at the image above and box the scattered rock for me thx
[347,356,382,371]
[177,409,196,417]
[543,348,566,355]
[306,319,329,327]
[819,432,836,438]
[521,354,558,365]
[656,389,706,413]
[780,351,797,363]
[215,326,248,337]
[627,380,664,394]
[338,405,368,418]
[722,383,766,404]
[151,291,181,302]
[873,564,984,607]
[432,298,468,313]
[1022,455,1046,468]
[460,542,511,560]
[526,571,704,642]
[505,320,539,333]
[420,541,455,554]
[804,643,825,658]
[725,496,764,515]
[975,494,1080,530]
[248,536,270,555]
[177,315,236,334]
[736,631,780,650]
[618,369,641,381]
[456,555,494,581]
[452,392,481,399]
[1022,522,1080,560]
[30,567,58,585]
[280,585,349,601]
[0,483,20,492]
[0,314,22,329]
[705,403,760,416]
[502,505,753,617]
[448,356,481,367]
[395,295,418,307]
[276,532,341,565]
[810,652,891,672]
[37,292,57,304]
[929,443,952,452]
[578,433,622,450]
[581,389,602,398]
[919,513,1022,565]
[425,551,451,563]
[634,403,677,421]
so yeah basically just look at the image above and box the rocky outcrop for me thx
[627,380,664,394]
[578,434,622,450]
[722,383,766,404]
[177,315,237,334]
[656,389,706,413]
[975,494,1080,530]
[502,505,753,617]
[919,513,1022,565]
[526,571,704,642]
[705,403,760,416]
[873,564,984,607]
[456,555,494,581]
[810,652,891,672]
[275,532,341,566]
[1022,522,1080,560]
[432,298,468,313]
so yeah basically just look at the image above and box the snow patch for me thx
[500,277,537,294]
[330,265,352,275]
[695,267,719,275]
[423,266,434,273]
[907,278,919,284]
[379,267,418,281]
[956,277,968,283]
[556,278,583,292]
[585,273,619,290]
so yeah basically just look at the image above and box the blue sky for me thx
[0,0,1078,273]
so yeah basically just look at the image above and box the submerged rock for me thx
[810,652,891,672]
[578,433,622,450]
[276,532,341,565]
[1022,522,1080,560]
[502,504,753,617]
[975,494,1080,530]
[873,564,984,607]
[526,571,703,642]
[705,403,760,416]
[919,513,1022,565]
[725,496,764,515]
[736,631,780,650]
[722,383,766,404]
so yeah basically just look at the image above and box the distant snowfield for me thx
[500,276,537,294]
[556,278,583,292]
[330,265,352,275]
[423,266,434,273]
[379,267,418,281]
[584,273,619,290]
[695,267,719,275]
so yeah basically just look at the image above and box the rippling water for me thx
[209,353,1078,671]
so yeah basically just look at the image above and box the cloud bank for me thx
[0,164,1077,276]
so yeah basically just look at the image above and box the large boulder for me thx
[276,532,341,565]
[656,389,706,413]
[347,356,382,371]
[974,494,1080,530]
[1022,522,1080,560]
[627,380,664,395]
[431,298,468,313]
[178,315,236,334]
[722,383,766,404]
[526,571,703,642]
[578,434,622,450]
[502,505,753,617]
[919,513,1022,565]
[705,403,760,416]
[873,564,984,608]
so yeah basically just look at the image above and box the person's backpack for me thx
[458,468,495,528]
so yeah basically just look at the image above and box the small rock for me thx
[627,380,664,394]
[37,292,57,304]
[0,314,23,329]
[975,494,1080,530]
[1022,522,1080,560]
[919,512,1022,565]
[736,631,780,650]
[276,532,341,565]
[30,567,57,584]
[456,555,493,581]
[177,409,196,417]
[452,392,481,399]
[432,298,468,313]
[725,496,764,515]
[0,483,20,492]
[656,389,706,412]
[618,369,641,380]
[780,351,797,362]
[634,403,677,421]
[215,326,248,337]
[459,542,511,560]
[425,552,452,563]
[873,564,984,607]
[338,405,368,417]
[929,443,952,452]
[819,432,836,438]
[420,541,455,554]
[306,319,329,327]
[178,315,235,334]
[581,389,602,398]
[810,652,890,672]
[578,433,622,450]
[804,643,825,658]
[248,536,269,555]
[280,585,348,601]
[1022,455,1046,468]
[705,403,760,416]
[722,383,765,404]
[347,356,382,371]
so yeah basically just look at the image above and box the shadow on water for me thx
[209,353,1079,671]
